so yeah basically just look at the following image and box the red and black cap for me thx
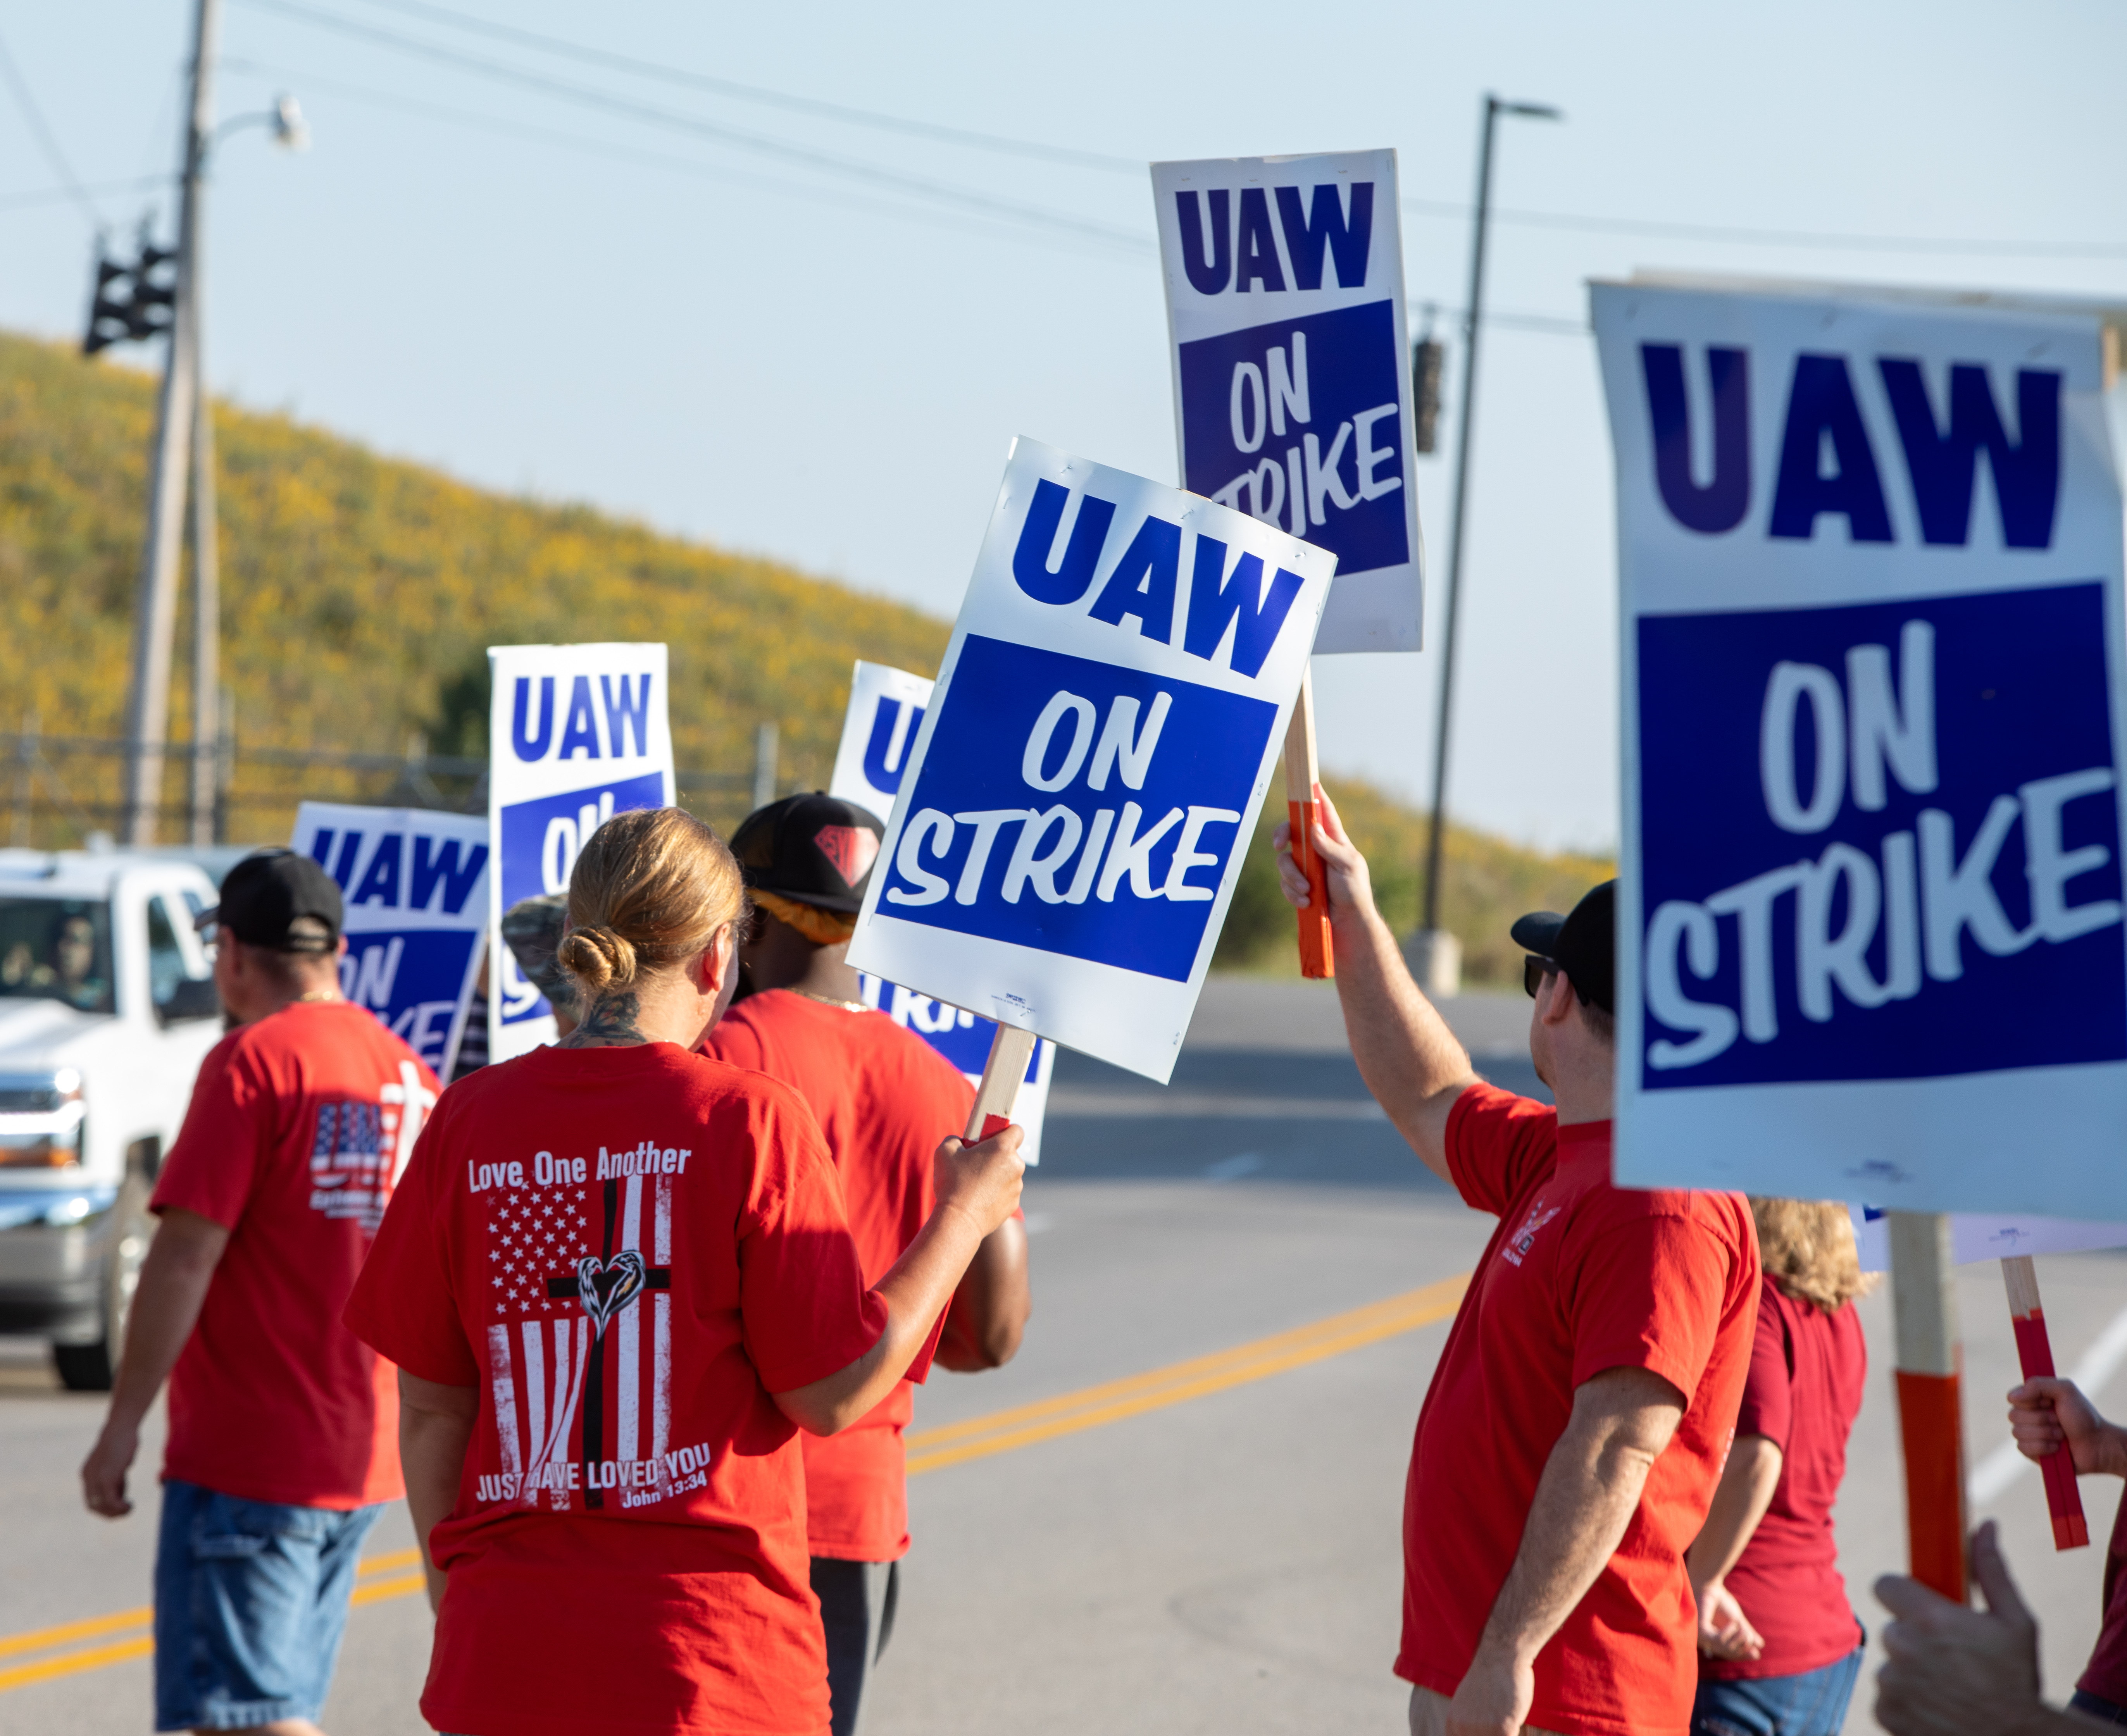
[1510,879,1616,1014]
[197,848,343,953]
[728,792,885,914]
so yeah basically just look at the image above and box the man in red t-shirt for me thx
[1276,796,1758,1736]
[703,793,1031,1736]
[80,851,439,1735]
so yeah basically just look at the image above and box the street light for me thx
[215,93,309,156]
[1412,92,1563,995]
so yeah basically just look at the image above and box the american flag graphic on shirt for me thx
[476,1154,711,1512]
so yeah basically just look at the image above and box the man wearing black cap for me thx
[1274,796,1758,1736]
[80,849,441,1736]
[701,793,1031,1736]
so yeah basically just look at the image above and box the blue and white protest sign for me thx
[1852,1206,2127,1271]
[1151,150,1421,654]
[291,802,488,1075]
[828,660,935,818]
[487,643,674,1063]
[1596,279,2127,1217]
[829,660,1056,1159]
[847,438,1336,1081]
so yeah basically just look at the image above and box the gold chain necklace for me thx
[787,987,869,1014]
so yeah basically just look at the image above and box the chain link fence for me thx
[3,722,779,851]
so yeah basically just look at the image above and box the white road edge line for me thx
[1969,1300,2127,1508]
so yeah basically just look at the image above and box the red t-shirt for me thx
[1398,1084,1759,1736]
[1701,1276,1866,1679]
[151,998,437,1508]
[2079,1496,2127,1705]
[702,990,974,1563]
[343,1041,891,1736]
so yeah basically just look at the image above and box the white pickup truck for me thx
[0,850,223,1388]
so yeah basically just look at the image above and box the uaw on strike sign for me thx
[1597,279,2127,1218]
[1152,150,1421,653]
[829,661,1056,1158]
[291,802,489,1075]
[848,438,1336,1080]
[488,643,675,1063]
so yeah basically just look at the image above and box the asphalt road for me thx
[3,980,2124,1735]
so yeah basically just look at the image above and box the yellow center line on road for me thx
[906,1273,1469,1474]
[0,1277,1469,1693]
[0,1546,426,1691]
[0,1635,156,1694]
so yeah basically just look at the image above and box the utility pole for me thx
[119,0,219,847]
[188,310,219,847]
[1414,93,1560,985]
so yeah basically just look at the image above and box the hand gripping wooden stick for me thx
[965,1023,1038,1146]
[2001,1254,2090,1550]
[1284,669,1334,980]
[1890,1212,1968,1602]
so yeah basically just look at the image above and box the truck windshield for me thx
[0,899,116,1016]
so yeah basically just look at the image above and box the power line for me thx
[216,55,1145,263]
[346,0,1142,175]
[0,174,171,217]
[0,24,105,225]
[1403,195,2127,262]
[229,0,1151,253]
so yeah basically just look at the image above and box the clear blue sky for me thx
[3,0,2124,851]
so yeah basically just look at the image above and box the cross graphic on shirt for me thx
[540,1175,672,1508]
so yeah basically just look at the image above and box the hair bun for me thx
[557,924,638,997]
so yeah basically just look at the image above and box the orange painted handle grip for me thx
[1896,1368,1968,1600]
[1288,793,1334,980]
[2012,1309,2091,1550]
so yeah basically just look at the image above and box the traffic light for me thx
[1411,337,1444,454]
[83,233,176,357]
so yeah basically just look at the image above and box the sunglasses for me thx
[1522,955,1557,998]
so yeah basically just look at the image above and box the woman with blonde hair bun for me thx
[345,806,1025,1736]
[1687,1199,1877,1736]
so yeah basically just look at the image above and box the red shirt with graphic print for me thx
[151,998,438,1508]
[702,989,974,1563]
[1396,1083,1759,1736]
[345,1041,897,1736]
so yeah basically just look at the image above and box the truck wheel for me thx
[52,1181,154,1393]
[53,1339,113,1392]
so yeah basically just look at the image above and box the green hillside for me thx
[0,328,1607,983]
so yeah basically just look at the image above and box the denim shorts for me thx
[1691,1646,1865,1736]
[153,1479,382,1731]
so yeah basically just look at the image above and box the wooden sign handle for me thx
[1890,1212,1968,1602]
[964,1023,1038,1146]
[2002,1255,2090,1550]
[1284,668,1334,980]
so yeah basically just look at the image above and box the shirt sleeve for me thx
[738,1094,889,1394]
[342,1103,479,1387]
[1735,1283,1794,1450]
[1563,1211,1736,1402]
[1443,1082,1559,1217]
[149,1037,268,1232]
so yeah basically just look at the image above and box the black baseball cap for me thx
[729,793,885,914]
[198,849,343,953]
[1510,880,1616,1014]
